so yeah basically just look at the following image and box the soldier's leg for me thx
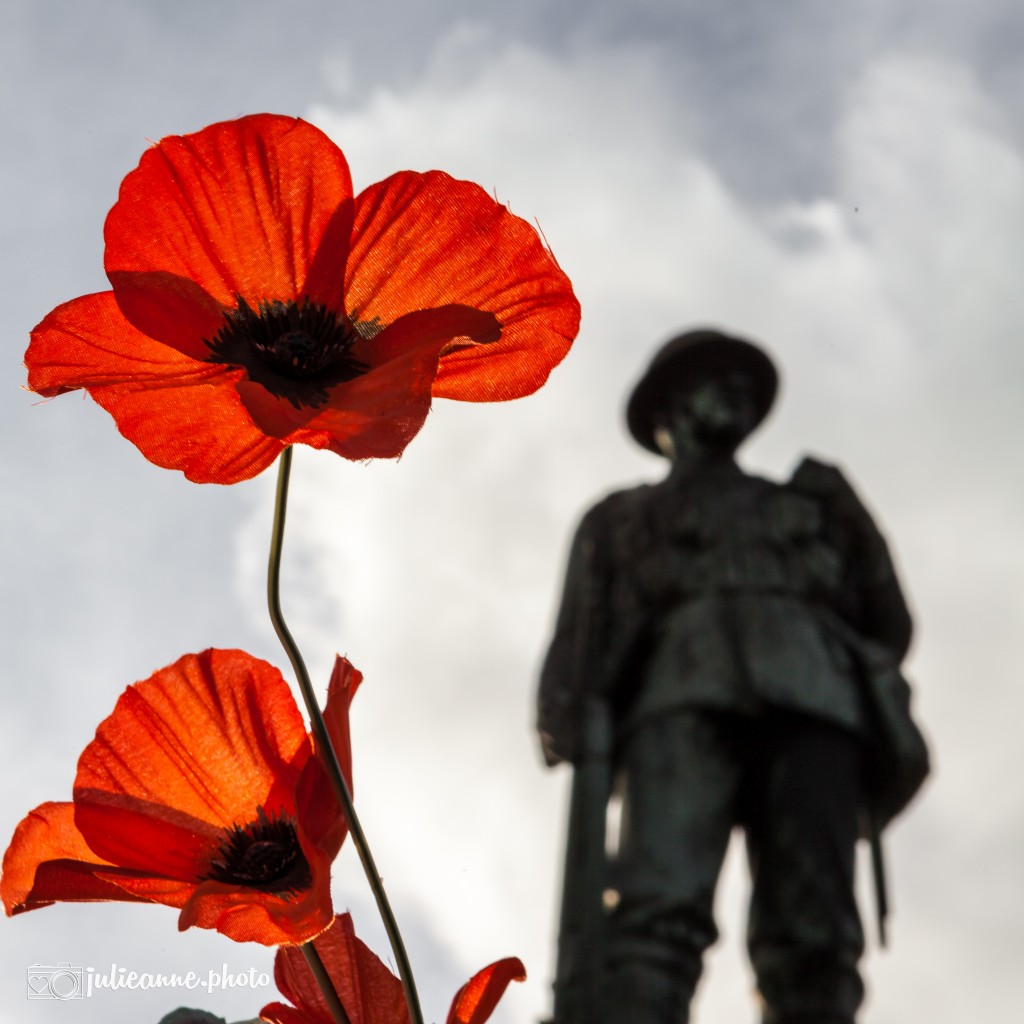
[605,711,743,1024]
[744,713,865,1024]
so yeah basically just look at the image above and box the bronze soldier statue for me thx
[538,329,928,1024]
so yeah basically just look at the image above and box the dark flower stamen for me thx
[206,807,312,894]
[206,296,375,409]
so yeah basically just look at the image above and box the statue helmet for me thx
[625,328,779,454]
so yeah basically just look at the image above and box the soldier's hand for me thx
[538,726,578,767]
[537,693,582,766]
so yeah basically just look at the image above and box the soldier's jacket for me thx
[538,456,916,784]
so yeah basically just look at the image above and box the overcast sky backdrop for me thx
[3,1,1023,1022]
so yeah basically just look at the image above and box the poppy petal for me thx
[104,115,354,348]
[345,170,579,401]
[1,802,162,914]
[445,958,527,1024]
[321,656,362,790]
[26,292,215,394]
[73,650,312,876]
[90,375,285,484]
[296,656,361,859]
[259,1004,311,1024]
[104,270,226,362]
[26,292,284,484]
[271,913,408,1024]
[69,794,220,887]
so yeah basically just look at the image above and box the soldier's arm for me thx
[537,506,607,767]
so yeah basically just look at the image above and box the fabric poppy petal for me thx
[104,270,226,362]
[73,650,312,875]
[26,292,216,394]
[258,1005,311,1024]
[295,657,361,860]
[87,872,198,907]
[1,802,158,913]
[321,656,361,793]
[104,115,354,346]
[269,913,408,1024]
[345,170,579,401]
[26,292,284,484]
[69,796,219,886]
[445,958,527,1024]
[89,375,285,484]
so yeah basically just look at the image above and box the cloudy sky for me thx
[3,1,1023,1021]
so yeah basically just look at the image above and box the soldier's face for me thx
[668,371,757,451]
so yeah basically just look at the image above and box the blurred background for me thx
[3,1,1023,1020]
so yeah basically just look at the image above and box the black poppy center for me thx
[205,807,312,894]
[206,296,372,409]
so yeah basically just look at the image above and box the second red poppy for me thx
[2,649,358,946]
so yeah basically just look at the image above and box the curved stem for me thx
[268,446,425,1024]
[301,942,352,1024]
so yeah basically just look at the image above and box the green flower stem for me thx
[268,446,424,1024]
[301,942,352,1024]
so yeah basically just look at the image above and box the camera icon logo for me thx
[27,963,85,1000]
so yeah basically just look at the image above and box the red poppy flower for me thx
[1,649,359,946]
[25,114,580,483]
[260,913,525,1024]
